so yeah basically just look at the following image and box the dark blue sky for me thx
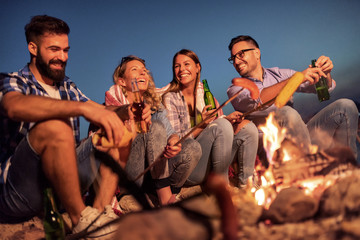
[1,0,359,138]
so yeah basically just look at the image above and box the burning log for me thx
[252,132,359,226]
[271,139,358,189]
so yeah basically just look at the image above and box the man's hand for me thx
[225,111,243,125]
[302,55,333,85]
[82,101,125,147]
[315,55,333,75]
[163,134,181,159]
[302,66,326,85]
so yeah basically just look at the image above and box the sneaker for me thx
[72,206,119,239]
[103,205,118,219]
[118,194,142,213]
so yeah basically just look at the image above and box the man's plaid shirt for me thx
[0,65,89,168]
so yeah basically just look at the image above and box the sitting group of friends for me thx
[0,15,358,238]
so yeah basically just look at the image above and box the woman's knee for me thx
[150,120,166,132]
[149,120,167,142]
[182,138,202,162]
[211,118,234,139]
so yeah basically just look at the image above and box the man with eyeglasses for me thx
[227,35,358,167]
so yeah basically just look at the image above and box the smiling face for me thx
[118,60,150,93]
[31,33,69,83]
[173,54,201,89]
[231,41,261,78]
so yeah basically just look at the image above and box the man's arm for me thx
[1,92,124,146]
[259,80,290,104]
[260,56,334,103]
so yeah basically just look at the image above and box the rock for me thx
[318,174,360,217]
[230,187,263,226]
[340,218,360,238]
[263,187,319,223]
[114,207,212,240]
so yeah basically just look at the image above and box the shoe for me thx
[72,206,118,239]
[118,194,142,213]
[103,205,119,219]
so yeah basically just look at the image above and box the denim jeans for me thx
[274,99,358,159]
[125,120,201,189]
[185,118,234,186]
[231,121,259,185]
[307,98,358,159]
[0,136,99,222]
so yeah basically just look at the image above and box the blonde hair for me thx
[112,55,162,111]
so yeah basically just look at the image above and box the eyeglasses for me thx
[228,48,255,64]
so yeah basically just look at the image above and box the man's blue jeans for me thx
[275,98,358,159]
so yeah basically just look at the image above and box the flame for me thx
[252,113,292,208]
[251,167,277,209]
[259,112,287,165]
[308,144,319,154]
[282,149,292,162]
[263,167,275,186]
[252,112,341,210]
[254,188,265,206]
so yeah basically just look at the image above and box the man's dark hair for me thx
[25,15,70,44]
[228,35,259,51]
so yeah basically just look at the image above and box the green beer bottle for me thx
[43,188,65,240]
[202,79,216,110]
[311,59,330,102]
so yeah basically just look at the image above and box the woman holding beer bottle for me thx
[162,49,259,187]
[105,55,201,205]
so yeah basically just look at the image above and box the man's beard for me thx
[36,52,67,83]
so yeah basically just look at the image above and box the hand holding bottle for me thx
[202,79,218,121]
[131,79,149,133]
[201,105,217,126]
[314,55,333,75]
[311,59,330,102]
[202,79,216,110]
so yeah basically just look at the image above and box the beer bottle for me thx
[131,79,148,133]
[311,59,330,102]
[202,79,216,110]
[43,188,65,240]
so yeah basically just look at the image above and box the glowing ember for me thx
[254,188,265,206]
